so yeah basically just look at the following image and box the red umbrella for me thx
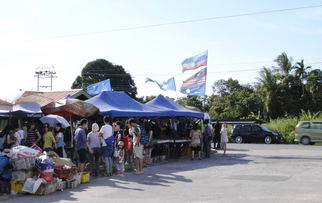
[41,98,98,118]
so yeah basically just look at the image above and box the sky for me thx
[1,0,322,102]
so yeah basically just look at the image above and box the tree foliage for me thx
[71,59,137,98]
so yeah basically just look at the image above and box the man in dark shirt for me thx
[75,119,92,172]
[213,121,222,149]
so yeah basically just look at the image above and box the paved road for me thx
[2,144,322,203]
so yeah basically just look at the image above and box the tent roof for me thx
[0,99,12,106]
[86,91,173,117]
[0,102,43,118]
[146,95,204,118]
[15,89,91,106]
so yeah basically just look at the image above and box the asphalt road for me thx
[2,144,322,203]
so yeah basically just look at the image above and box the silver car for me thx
[295,121,322,145]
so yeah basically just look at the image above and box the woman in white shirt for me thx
[220,123,228,155]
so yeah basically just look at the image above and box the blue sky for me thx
[0,0,322,101]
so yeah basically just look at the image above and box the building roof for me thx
[15,89,92,106]
[0,99,12,106]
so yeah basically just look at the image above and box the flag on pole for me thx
[180,68,207,96]
[86,79,112,95]
[182,50,208,72]
[145,77,176,91]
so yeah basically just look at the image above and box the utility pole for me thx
[34,67,57,91]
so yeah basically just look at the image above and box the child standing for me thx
[115,141,125,177]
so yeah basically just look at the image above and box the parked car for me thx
[295,121,322,145]
[231,124,282,144]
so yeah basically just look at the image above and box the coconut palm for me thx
[258,67,279,119]
[294,59,311,95]
[274,52,293,76]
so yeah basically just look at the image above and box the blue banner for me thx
[180,83,206,96]
[145,77,176,91]
[86,79,112,96]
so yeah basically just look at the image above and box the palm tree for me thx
[258,67,279,119]
[294,59,311,96]
[274,52,293,76]
[295,59,311,80]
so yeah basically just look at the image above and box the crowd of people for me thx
[189,120,228,160]
[0,117,229,178]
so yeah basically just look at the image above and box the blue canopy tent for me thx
[86,91,173,117]
[146,95,204,118]
[0,102,43,118]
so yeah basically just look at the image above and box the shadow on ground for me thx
[3,151,251,203]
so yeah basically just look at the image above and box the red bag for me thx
[54,166,72,179]
[39,172,54,183]
[123,136,132,151]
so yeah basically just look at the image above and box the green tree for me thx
[177,96,207,112]
[136,95,156,103]
[209,79,262,120]
[306,69,322,111]
[71,59,137,98]
[212,78,242,96]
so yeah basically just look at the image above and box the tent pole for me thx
[70,115,73,148]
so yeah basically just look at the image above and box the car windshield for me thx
[260,126,271,132]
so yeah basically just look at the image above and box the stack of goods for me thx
[0,145,91,196]
[9,146,39,194]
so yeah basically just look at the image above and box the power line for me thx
[79,61,322,78]
[26,4,322,41]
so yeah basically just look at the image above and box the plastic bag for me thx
[0,156,9,174]
[35,153,55,172]
[0,168,12,180]
[10,146,40,159]
[22,178,36,193]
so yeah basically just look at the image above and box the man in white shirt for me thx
[99,116,114,176]
[14,125,25,146]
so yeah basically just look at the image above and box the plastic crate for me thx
[11,157,35,170]
[10,180,24,194]
[65,179,79,189]
[35,182,57,195]
[0,180,11,194]
[12,170,33,182]
[80,172,90,184]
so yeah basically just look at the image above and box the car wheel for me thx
[264,136,272,144]
[235,136,243,144]
[301,137,311,145]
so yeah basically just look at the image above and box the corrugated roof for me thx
[0,99,12,106]
[15,89,88,106]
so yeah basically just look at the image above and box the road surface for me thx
[2,144,322,203]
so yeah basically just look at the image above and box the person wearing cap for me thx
[87,123,101,177]
[115,140,125,177]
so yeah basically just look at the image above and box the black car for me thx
[231,124,282,144]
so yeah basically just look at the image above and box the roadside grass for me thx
[263,111,322,144]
